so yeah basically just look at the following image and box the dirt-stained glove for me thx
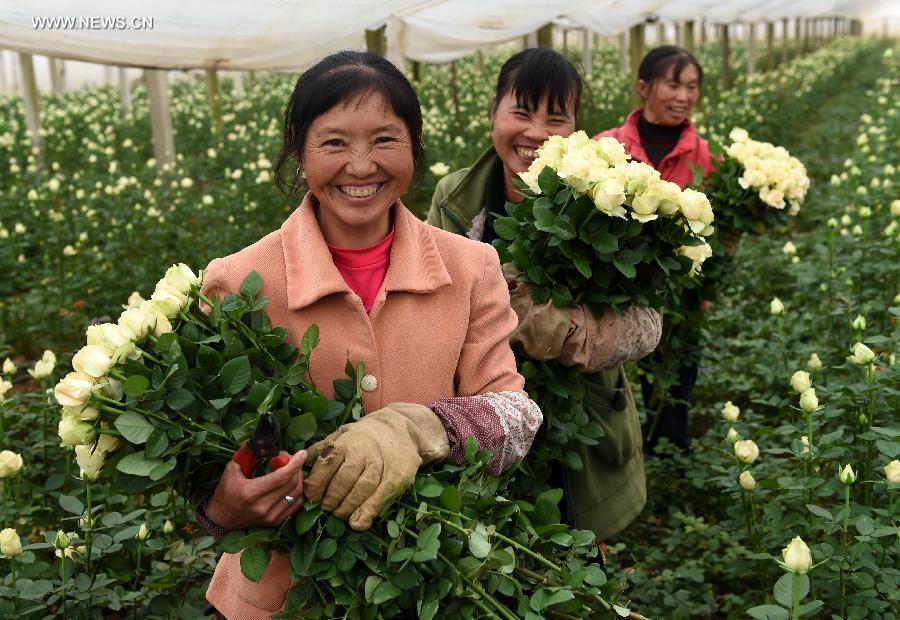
[304,403,449,530]
[503,263,573,361]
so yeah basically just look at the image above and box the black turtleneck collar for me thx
[638,112,684,166]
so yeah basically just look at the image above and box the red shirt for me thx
[327,228,394,313]
[594,109,713,188]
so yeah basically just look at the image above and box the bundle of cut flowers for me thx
[496,130,716,316]
[53,265,639,619]
[702,127,810,233]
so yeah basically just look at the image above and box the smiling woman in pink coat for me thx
[190,51,543,619]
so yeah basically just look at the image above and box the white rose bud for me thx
[770,298,785,315]
[850,314,866,331]
[28,358,55,380]
[800,435,810,454]
[782,241,797,255]
[135,523,150,541]
[790,370,811,394]
[799,388,819,413]
[161,264,200,296]
[0,379,11,400]
[54,530,70,550]
[781,536,812,574]
[163,520,175,534]
[838,463,856,484]
[734,439,760,464]
[54,371,95,407]
[123,291,145,310]
[75,434,120,479]
[429,162,450,177]
[848,342,875,365]
[884,460,900,483]
[739,470,757,491]
[58,414,96,447]
[149,284,188,319]
[726,427,740,443]
[0,528,23,557]
[118,307,154,340]
[721,401,741,422]
[2,358,15,375]
[0,450,24,478]
[807,353,822,371]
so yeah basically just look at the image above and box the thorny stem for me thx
[791,571,803,619]
[840,482,850,618]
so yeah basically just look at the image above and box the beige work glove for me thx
[304,403,449,530]
[502,263,573,361]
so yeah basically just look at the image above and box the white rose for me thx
[761,188,786,209]
[630,193,660,222]
[64,404,100,421]
[721,401,740,422]
[2,358,15,375]
[0,450,24,477]
[72,344,115,379]
[781,536,812,574]
[726,427,740,443]
[163,520,175,534]
[0,528,23,557]
[54,371,96,407]
[28,358,55,380]
[0,379,11,400]
[161,264,200,297]
[807,353,822,371]
[86,323,135,363]
[428,162,450,177]
[790,370,811,394]
[42,350,57,366]
[677,242,713,275]
[837,463,856,484]
[590,176,627,218]
[848,342,875,364]
[729,127,749,143]
[135,523,150,541]
[734,439,760,464]
[149,283,189,318]
[75,434,120,479]
[799,387,819,413]
[739,470,757,491]
[119,307,154,340]
[885,460,900,483]
[850,314,866,331]
[891,200,900,217]
[58,413,97,447]
[595,136,629,166]
[770,298,785,315]
[123,291,145,310]
[782,241,797,256]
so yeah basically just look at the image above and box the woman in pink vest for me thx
[594,46,712,454]
[191,51,543,618]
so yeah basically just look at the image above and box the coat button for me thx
[360,374,378,392]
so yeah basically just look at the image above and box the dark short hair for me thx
[638,45,704,87]
[274,51,425,194]
[492,48,583,119]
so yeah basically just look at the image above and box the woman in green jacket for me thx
[426,48,662,541]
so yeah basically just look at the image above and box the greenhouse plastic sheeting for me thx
[0,0,893,71]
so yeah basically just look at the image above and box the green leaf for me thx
[145,429,169,458]
[584,564,607,586]
[122,375,150,398]
[389,547,414,563]
[493,217,520,241]
[418,479,444,498]
[440,486,461,512]
[612,258,637,278]
[573,256,592,278]
[209,397,231,410]
[417,523,441,550]
[371,580,402,605]
[114,412,156,444]
[855,516,875,536]
[148,458,177,481]
[364,575,383,603]
[805,504,833,521]
[218,356,251,394]
[774,573,808,607]
[294,506,320,536]
[197,345,223,371]
[59,495,84,515]
[166,387,195,411]
[116,452,163,477]
[239,547,270,583]
[747,605,790,620]
[287,412,317,441]
[592,233,618,254]
[316,538,337,560]
[239,271,263,298]
[419,599,440,620]
[468,528,491,559]
[300,325,320,358]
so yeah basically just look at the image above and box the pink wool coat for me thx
[594,109,713,188]
[200,195,528,618]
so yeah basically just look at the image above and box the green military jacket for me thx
[426,148,647,541]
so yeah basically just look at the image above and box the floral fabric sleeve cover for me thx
[430,244,543,476]
[559,305,662,373]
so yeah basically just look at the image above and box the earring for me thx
[296,164,306,179]
[291,164,307,193]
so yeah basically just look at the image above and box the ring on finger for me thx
[284,495,296,505]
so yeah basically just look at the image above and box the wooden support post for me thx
[581,29,592,76]
[766,21,775,70]
[832,16,839,40]
[794,18,802,56]
[657,22,666,45]
[675,22,683,47]
[18,53,42,158]
[629,23,645,108]
[537,23,553,49]
[233,71,244,97]
[781,18,789,65]
[48,57,64,95]
[145,69,176,167]
[450,61,462,136]
[593,33,600,47]
[206,69,222,135]
[700,19,708,43]
[0,52,7,94]
[411,61,421,83]
[720,24,732,90]
[365,25,387,56]
[118,67,131,117]
[747,23,757,74]
[684,20,695,52]
[619,32,628,73]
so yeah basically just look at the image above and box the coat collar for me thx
[620,108,700,165]
[281,194,452,310]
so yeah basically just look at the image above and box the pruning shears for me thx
[231,412,290,477]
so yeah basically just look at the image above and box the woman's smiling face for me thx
[638,62,701,126]
[491,91,577,176]
[303,92,414,248]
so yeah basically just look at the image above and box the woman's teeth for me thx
[338,184,380,198]
[515,146,537,160]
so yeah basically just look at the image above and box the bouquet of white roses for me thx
[497,131,714,316]
[703,127,810,233]
[53,266,633,619]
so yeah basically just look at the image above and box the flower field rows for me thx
[0,37,897,618]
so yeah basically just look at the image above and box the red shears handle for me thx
[231,443,290,477]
